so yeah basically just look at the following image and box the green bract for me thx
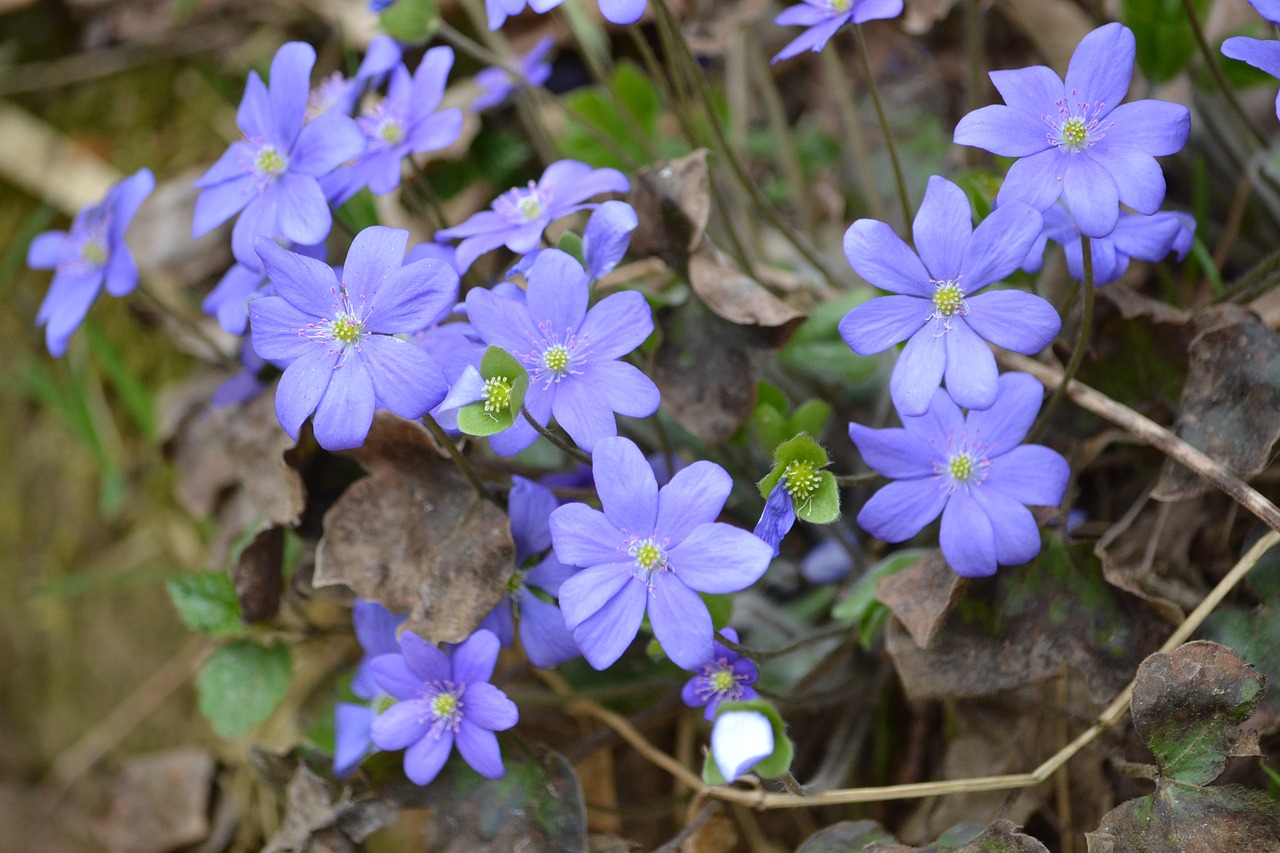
[758,433,840,524]
[701,698,794,785]
[456,345,531,437]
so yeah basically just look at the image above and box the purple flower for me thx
[848,372,1070,577]
[465,248,659,456]
[478,476,581,668]
[954,23,1190,238]
[472,36,555,111]
[192,43,364,270]
[1248,0,1280,24]
[598,0,647,24]
[322,47,465,206]
[582,200,639,282]
[680,628,760,720]
[334,599,406,777]
[436,160,630,273]
[1222,11,1280,123]
[1022,204,1195,286]
[838,175,1058,416]
[212,344,269,408]
[771,0,903,64]
[753,479,796,556]
[800,537,855,584]
[248,226,457,450]
[28,168,154,357]
[550,437,775,670]
[486,0,564,31]
[369,629,519,786]
[203,242,326,336]
[307,35,402,121]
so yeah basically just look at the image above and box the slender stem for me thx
[714,623,850,661]
[1030,236,1095,441]
[134,283,238,369]
[421,413,492,502]
[1182,0,1268,150]
[834,471,880,486]
[820,47,885,220]
[748,38,813,233]
[521,404,592,463]
[852,25,912,228]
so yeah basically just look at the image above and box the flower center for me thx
[1060,116,1088,150]
[307,72,348,121]
[697,658,747,706]
[1044,94,1113,153]
[359,99,409,150]
[419,680,465,738]
[496,180,554,223]
[932,281,965,317]
[542,344,570,375]
[520,322,591,389]
[782,460,822,503]
[329,312,364,345]
[627,535,669,583]
[80,239,108,267]
[483,376,513,413]
[255,145,288,179]
[710,667,738,694]
[826,0,853,11]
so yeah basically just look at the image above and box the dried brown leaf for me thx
[651,308,758,446]
[262,764,396,853]
[313,413,513,644]
[688,249,805,329]
[98,748,215,853]
[1095,498,1207,624]
[876,550,963,649]
[865,820,1049,852]
[1099,284,1192,326]
[628,150,710,273]
[1087,784,1280,853]
[234,524,284,623]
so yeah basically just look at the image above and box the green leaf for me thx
[167,572,242,635]
[555,231,585,265]
[1089,782,1280,850]
[778,292,880,387]
[457,346,530,437]
[379,0,439,43]
[758,433,830,498]
[787,398,831,440]
[795,470,840,524]
[197,640,292,738]
[1121,0,1207,83]
[335,188,381,233]
[833,548,930,649]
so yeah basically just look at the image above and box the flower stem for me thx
[1181,0,1268,150]
[421,413,493,502]
[1031,235,1095,441]
[134,282,238,369]
[820,47,885,221]
[852,25,912,228]
[521,404,592,464]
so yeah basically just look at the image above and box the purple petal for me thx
[943,321,998,411]
[354,599,405,656]
[256,238,340,315]
[592,436,658,533]
[890,328,947,417]
[1113,212,1186,262]
[1063,23,1134,120]
[843,219,931,296]
[984,444,1069,506]
[410,47,455,122]
[963,371,1043,455]
[583,200,638,280]
[567,572,649,670]
[1250,0,1280,25]
[552,377,617,452]
[369,653,421,700]
[370,700,431,750]
[465,286,541,356]
[269,42,315,148]
[344,226,409,307]
[313,357,376,450]
[774,4,829,26]
[771,16,847,63]
[274,173,331,246]
[959,200,1044,289]
[334,703,374,777]
[656,461,731,545]
[247,295,313,362]
[838,295,931,355]
[971,487,1042,566]
[510,475,557,561]
[361,336,446,419]
[274,347,336,439]
[558,563,634,629]
[939,490,997,577]
[598,0,646,23]
[576,291,654,360]
[479,599,515,647]
[452,629,501,686]
[550,504,624,567]
[577,361,661,418]
[27,230,70,269]
[1098,148,1164,216]
[232,194,280,268]
[753,480,796,556]
[291,112,364,176]
[963,290,1061,354]
[236,71,274,144]
[902,386,964,438]
[195,141,254,189]
[410,109,464,155]
[488,387,546,456]
[39,270,101,357]
[192,175,255,238]
[914,176,974,280]
[436,210,511,240]
[996,149,1068,212]
[526,554,576,596]
[516,591,580,668]
[526,249,589,334]
[648,577,713,669]
[1100,100,1189,157]
[403,729,454,785]
[456,723,505,779]
[850,0,902,22]
[990,65,1064,115]
[953,104,1052,158]
[1061,154,1119,238]
[1222,36,1280,77]
[856,477,948,542]
[667,523,773,594]
[105,168,155,244]
[452,229,517,274]
[104,245,139,298]
[847,424,938,478]
[401,631,452,682]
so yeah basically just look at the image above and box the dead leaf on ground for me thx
[687,249,806,330]
[877,550,964,649]
[313,413,514,644]
[652,307,759,447]
[1153,310,1280,501]
[806,819,1047,852]
[97,748,215,853]
[1095,496,1208,624]
[1099,284,1193,326]
[628,150,710,274]
[1088,784,1280,853]
[262,764,397,853]
[797,820,896,852]
[234,524,284,623]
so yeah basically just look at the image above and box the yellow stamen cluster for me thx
[948,452,976,483]
[543,344,570,374]
[483,376,513,413]
[330,315,362,344]
[783,460,822,502]
[634,540,662,571]
[431,692,460,719]
[1060,116,1088,151]
[933,282,965,317]
[710,668,737,693]
[256,146,287,177]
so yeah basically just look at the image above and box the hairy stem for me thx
[853,25,912,228]
[1031,235,1095,441]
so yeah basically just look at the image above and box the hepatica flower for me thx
[848,372,1070,577]
[954,23,1190,238]
[193,42,363,270]
[437,160,630,272]
[1223,1,1280,123]
[334,599,406,777]
[369,629,518,786]
[485,0,645,28]
[472,35,555,111]
[771,0,904,64]
[1022,204,1195,286]
[306,35,401,121]
[248,226,458,450]
[550,437,774,670]
[28,168,154,357]
[838,175,1058,416]
[478,476,581,668]
[465,249,659,456]
[681,628,760,721]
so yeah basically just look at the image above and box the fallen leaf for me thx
[97,748,215,853]
[1095,497,1207,624]
[313,413,514,644]
[797,820,896,852]
[822,819,1051,852]
[1087,783,1280,852]
[1099,283,1192,326]
[876,550,963,649]
[234,524,284,623]
[687,249,805,330]
[628,150,711,273]
[262,764,397,853]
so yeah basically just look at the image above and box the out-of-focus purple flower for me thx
[582,200,638,281]
[472,36,555,111]
[307,36,402,121]
[680,628,760,721]
[486,0,564,31]
[954,23,1190,238]
[753,479,796,557]
[1222,34,1280,122]
[1249,0,1280,23]
[370,0,396,11]
[848,372,1069,577]
[193,43,363,270]
[28,168,154,357]
[465,249,659,455]
[369,629,519,786]
[203,242,326,336]
[550,437,775,670]
[437,160,630,272]
[838,175,1057,416]
[479,477,580,668]
[322,47,464,206]
[712,710,774,781]
[334,599,407,777]
[1022,204,1195,286]
[800,537,856,583]
[771,0,903,64]
[212,344,269,408]
[248,226,457,450]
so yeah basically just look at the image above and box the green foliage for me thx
[1121,0,1208,83]
[778,292,880,389]
[456,345,531,437]
[701,699,794,785]
[335,188,382,234]
[750,382,832,455]
[758,433,840,524]
[832,549,930,649]
[167,572,242,636]
[558,61,672,169]
[196,640,292,738]
[428,126,532,201]
[555,230,585,266]
[379,0,439,43]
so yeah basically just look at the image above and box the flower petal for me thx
[592,436,658,533]
[996,149,1067,212]
[567,572,649,670]
[402,728,454,785]
[963,290,1061,354]
[1061,153,1120,238]
[856,477,948,542]
[943,320,998,411]
[990,65,1064,115]
[963,371,1044,455]
[552,378,616,454]
[984,444,1069,507]
[577,291,654,360]
[577,360,661,418]
[312,355,376,450]
[466,286,541,356]
[273,347,336,439]
[843,219,932,296]
[599,0,646,23]
[274,173,332,247]
[451,628,501,685]
[256,239,340,316]
[1063,23,1134,119]
[959,200,1044,289]
[1100,100,1190,157]
[333,703,374,777]
[456,722,505,778]
[971,487,1043,567]
[344,226,408,304]
[550,504,625,567]
[954,103,1051,157]
[1097,147,1164,216]
[847,424,938,478]
[939,490,997,577]
[838,295,932,355]
[914,176,973,280]
[526,249,589,335]
[890,327,947,417]
[648,577,713,669]
[510,476,557,561]
[558,563,634,629]
[268,42,315,148]
[667,523,775,594]
[401,631,452,682]
[248,295,313,362]
[516,591,580,668]
[193,175,256,238]
[656,461,731,545]
[370,700,431,751]
[369,653,421,700]
[291,112,364,176]
[712,711,774,780]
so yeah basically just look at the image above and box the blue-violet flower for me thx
[472,36,555,111]
[334,599,406,777]
[1022,204,1195,286]
[771,0,904,64]
[681,628,760,720]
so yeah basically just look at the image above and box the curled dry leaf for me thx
[652,306,759,447]
[313,413,514,644]
[627,150,710,273]
[688,249,806,330]
[1087,784,1280,853]
[853,819,1049,852]
[1095,497,1208,624]
[97,748,215,853]
[876,549,963,649]
[262,764,397,853]
[1153,310,1280,502]
[234,524,284,623]
[1099,283,1192,326]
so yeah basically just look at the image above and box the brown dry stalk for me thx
[560,355,1280,808]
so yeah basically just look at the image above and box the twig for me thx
[521,404,592,464]
[421,413,493,502]
[654,800,721,853]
